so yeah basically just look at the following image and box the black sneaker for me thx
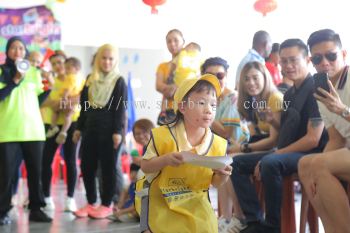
[165,109,176,122]
[29,209,52,223]
[157,112,167,126]
[0,213,11,225]
[240,223,260,233]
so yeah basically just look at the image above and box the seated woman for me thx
[222,61,283,233]
[231,61,283,154]
[201,57,249,233]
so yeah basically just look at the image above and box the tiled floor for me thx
[1,179,324,233]
[1,179,140,233]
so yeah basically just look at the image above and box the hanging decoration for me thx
[254,0,277,16]
[142,0,166,14]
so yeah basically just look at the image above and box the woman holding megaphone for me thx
[0,36,52,225]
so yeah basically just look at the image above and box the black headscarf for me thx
[1,36,28,83]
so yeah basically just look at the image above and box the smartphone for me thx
[313,72,330,97]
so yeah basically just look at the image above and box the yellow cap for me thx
[173,74,221,113]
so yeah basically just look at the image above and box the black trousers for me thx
[81,129,117,207]
[97,143,124,204]
[0,141,46,214]
[42,123,78,198]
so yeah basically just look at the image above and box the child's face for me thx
[180,89,217,129]
[65,63,78,75]
[29,53,42,67]
[133,127,151,146]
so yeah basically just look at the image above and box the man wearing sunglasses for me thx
[299,29,350,232]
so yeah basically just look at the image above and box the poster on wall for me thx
[0,5,61,64]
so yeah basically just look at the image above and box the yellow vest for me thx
[147,125,227,233]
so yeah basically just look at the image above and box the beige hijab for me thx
[87,44,120,108]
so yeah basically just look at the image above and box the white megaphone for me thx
[15,58,30,74]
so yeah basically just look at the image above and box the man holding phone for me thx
[299,29,350,232]
[231,39,328,233]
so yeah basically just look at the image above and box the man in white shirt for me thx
[235,30,272,89]
[299,29,350,233]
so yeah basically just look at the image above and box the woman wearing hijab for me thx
[72,44,127,219]
[0,36,52,225]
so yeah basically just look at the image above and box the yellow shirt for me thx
[50,74,85,100]
[173,50,201,86]
[157,62,174,109]
[143,120,216,182]
[143,120,227,233]
[41,76,84,124]
[257,91,283,133]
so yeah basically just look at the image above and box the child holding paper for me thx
[141,74,232,233]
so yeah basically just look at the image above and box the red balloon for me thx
[142,0,166,14]
[254,0,277,16]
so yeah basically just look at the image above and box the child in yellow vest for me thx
[141,74,232,233]
[46,57,85,144]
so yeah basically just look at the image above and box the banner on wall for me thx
[0,5,61,64]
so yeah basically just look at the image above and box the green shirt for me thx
[0,66,45,142]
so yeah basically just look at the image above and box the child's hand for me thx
[213,165,232,176]
[112,134,122,149]
[165,152,184,167]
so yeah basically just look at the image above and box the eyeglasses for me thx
[280,57,302,66]
[311,52,338,65]
[206,72,226,80]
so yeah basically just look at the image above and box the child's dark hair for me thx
[280,39,308,57]
[130,163,140,172]
[65,57,81,70]
[307,29,342,51]
[174,80,217,122]
[132,119,155,135]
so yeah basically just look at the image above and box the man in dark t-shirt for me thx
[230,39,328,233]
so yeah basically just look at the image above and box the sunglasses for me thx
[311,52,338,65]
[206,72,226,80]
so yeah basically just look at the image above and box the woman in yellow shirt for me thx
[156,29,185,125]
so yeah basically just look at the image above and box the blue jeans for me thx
[230,151,305,227]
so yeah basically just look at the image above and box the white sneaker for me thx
[64,197,77,212]
[22,197,29,208]
[226,215,247,233]
[44,197,55,211]
[46,126,59,138]
[218,216,229,233]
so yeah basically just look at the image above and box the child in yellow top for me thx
[158,42,202,125]
[141,74,232,233]
[46,57,85,144]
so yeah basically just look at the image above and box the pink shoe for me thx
[88,205,113,219]
[74,204,96,218]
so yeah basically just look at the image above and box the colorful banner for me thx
[0,5,61,64]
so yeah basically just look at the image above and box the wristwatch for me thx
[341,106,350,118]
[241,143,252,153]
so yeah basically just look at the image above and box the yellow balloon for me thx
[56,0,65,3]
